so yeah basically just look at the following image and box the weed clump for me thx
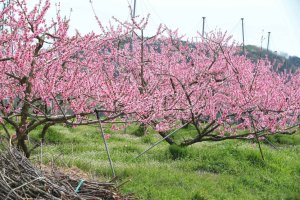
[169,144,188,160]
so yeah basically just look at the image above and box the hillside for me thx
[245,45,300,73]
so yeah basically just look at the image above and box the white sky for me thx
[28,0,300,57]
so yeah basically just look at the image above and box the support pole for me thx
[202,17,206,37]
[123,116,128,134]
[241,18,245,54]
[267,32,271,53]
[130,0,137,47]
[95,109,116,178]
[135,122,190,159]
[132,0,137,18]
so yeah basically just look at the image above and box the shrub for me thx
[191,192,207,200]
[169,144,188,160]
[266,134,300,146]
[132,124,147,137]
[141,134,156,144]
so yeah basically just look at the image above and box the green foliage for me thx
[116,144,142,153]
[191,192,207,200]
[169,125,198,142]
[30,125,98,144]
[266,133,300,146]
[246,152,266,167]
[43,127,66,143]
[141,134,156,144]
[132,124,147,137]
[169,144,188,160]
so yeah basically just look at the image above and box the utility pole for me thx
[202,17,206,37]
[241,18,245,54]
[267,32,271,53]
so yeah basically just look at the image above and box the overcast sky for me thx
[29,0,300,57]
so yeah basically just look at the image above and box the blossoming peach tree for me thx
[0,0,131,157]
[1,0,299,158]
[114,19,300,148]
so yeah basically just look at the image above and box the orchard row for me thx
[0,0,299,156]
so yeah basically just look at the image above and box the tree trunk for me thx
[180,119,189,129]
[158,131,176,145]
[17,137,30,158]
[40,122,55,143]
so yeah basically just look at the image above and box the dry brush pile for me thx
[0,147,133,200]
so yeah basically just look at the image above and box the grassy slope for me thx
[2,124,299,199]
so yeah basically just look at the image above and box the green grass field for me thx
[2,123,300,199]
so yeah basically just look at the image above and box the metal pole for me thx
[123,116,128,134]
[135,122,190,159]
[241,18,245,54]
[95,110,116,177]
[132,0,137,18]
[202,17,206,37]
[130,0,137,47]
[267,32,271,53]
